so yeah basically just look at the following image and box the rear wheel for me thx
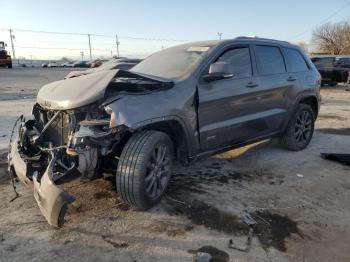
[279,104,314,151]
[8,63,12,68]
[116,130,173,209]
[329,80,337,87]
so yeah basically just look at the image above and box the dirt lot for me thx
[0,68,350,262]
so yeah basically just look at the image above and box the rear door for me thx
[252,45,292,132]
[282,47,314,90]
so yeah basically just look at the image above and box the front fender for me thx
[106,86,199,156]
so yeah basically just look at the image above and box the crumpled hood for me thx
[37,69,118,110]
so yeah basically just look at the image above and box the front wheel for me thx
[116,130,173,209]
[279,104,315,151]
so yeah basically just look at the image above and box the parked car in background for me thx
[41,63,48,68]
[61,61,75,67]
[311,55,350,86]
[64,58,142,79]
[47,62,59,68]
[9,37,321,227]
[90,59,109,68]
[73,61,89,68]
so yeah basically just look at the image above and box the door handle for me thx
[287,76,297,82]
[246,82,258,88]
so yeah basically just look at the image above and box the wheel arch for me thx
[136,119,192,163]
[297,95,319,119]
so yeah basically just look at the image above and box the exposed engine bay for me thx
[11,102,126,226]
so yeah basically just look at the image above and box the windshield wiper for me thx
[115,69,173,86]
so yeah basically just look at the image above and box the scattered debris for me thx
[229,227,253,252]
[195,252,211,262]
[296,174,304,178]
[229,212,255,252]
[321,153,350,166]
[189,246,229,262]
[241,212,257,226]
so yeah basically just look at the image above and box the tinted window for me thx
[255,46,286,75]
[216,47,252,78]
[284,48,309,72]
[311,57,334,67]
[335,58,350,67]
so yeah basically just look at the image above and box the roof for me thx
[178,36,294,49]
[310,54,350,58]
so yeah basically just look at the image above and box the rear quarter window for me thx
[255,45,286,75]
[284,48,309,72]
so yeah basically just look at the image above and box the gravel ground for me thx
[0,68,350,262]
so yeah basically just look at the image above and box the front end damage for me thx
[8,69,174,227]
[8,103,126,227]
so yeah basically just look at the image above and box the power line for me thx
[15,45,111,52]
[0,28,187,42]
[289,1,350,40]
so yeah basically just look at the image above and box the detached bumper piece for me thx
[33,155,75,227]
[9,138,76,227]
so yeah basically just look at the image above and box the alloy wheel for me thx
[145,144,171,199]
[295,110,312,145]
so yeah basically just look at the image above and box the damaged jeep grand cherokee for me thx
[8,37,321,227]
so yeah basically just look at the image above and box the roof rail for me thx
[234,36,290,44]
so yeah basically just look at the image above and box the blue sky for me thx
[1,0,349,60]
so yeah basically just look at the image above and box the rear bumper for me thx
[9,137,75,227]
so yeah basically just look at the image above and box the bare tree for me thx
[311,22,350,55]
[297,41,309,53]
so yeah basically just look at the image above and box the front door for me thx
[198,45,263,150]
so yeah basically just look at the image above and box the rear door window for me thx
[255,45,286,75]
[216,47,252,78]
[284,48,309,72]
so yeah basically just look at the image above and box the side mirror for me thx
[203,62,234,82]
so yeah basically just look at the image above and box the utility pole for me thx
[115,34,120,58]
[217,32,223,40]
[9,29,16,60]
[88,34,92,60]
[80,51,84,61]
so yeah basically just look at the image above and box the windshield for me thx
[130,44,212,79]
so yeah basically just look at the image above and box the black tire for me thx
[116,130,173,209]
[8,63,12,68]
[279,104,315,151]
